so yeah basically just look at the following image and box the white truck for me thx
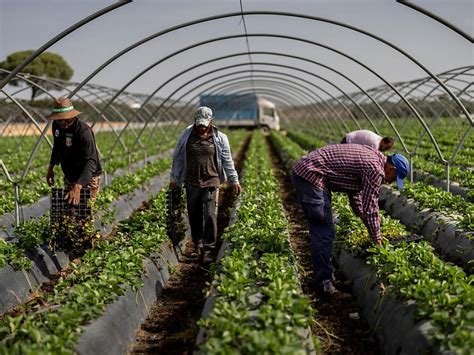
[200,94,280,131]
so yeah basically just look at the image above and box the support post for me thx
[13,182,20,227]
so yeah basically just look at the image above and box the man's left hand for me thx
[233,183,242,196]
[65,184,82,205]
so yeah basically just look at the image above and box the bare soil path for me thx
[265,135,379,354]
[129,131,252,354]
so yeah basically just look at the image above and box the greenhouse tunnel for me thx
[0,1,472,354]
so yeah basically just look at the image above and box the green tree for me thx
[0,50,73,100]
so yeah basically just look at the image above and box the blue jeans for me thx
[291,172,335,286]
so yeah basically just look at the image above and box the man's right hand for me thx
[169,181,178,190]
[46,166,55,187]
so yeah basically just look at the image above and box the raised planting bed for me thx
[333,194,474,354]
[412,169,473,202]
[270,130,474,354]
[0,189,187,354]
[0,150,172,239]
[0,157,172,314]
[195,131,318,354]
[379,184,473,271]
[285,129,474,195]
[0,127,179,216]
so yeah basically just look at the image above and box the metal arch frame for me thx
[370,67,472,117]
[164,72,344,136]
[0,70,158,192]
[67,11,472,127]
[78,84,151,135]
[362,69,472,154]
[143,49,385,132]
[63,83,149,150]
[133,68,328,146]
[140,72,323,137]
[384,73,470,130]
[124,58,383,152]
[332,70,472,188]
[188,78,324,122]
[6,71,131,155]
[18,72,161,157]
[0,0,132,90]
[353,72,463,135]
[129,65,332,151]
[371,78,473,168]
[68,85,150,153]
[93,30,423,156]
[0,68,129,153]
[73,31,414,155]
[396,0,473,42]
[60,81,137,139]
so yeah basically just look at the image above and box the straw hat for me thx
[48,97,81,120]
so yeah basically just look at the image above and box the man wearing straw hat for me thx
[46,97,102,205]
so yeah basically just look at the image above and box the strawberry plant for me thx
[332,194,474,353]
[402,182,474,230]
[199,131,318,353]
[1,156,172,270]
[0,190,170,353]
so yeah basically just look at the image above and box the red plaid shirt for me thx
[293,144,387,243]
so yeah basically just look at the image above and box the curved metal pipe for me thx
[396,0,473,42]
[95,33,416,155]
[67,10,472,127]
[127,60,368,152]
[0,0,132,90]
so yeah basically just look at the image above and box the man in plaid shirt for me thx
[292,143,409,295]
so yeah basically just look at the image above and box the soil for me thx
[129,131,252,354]
[265,135,379,354]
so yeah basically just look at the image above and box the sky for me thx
[0,0,472,104]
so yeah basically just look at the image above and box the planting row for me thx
[277,131,473,266]
[333,194,473,353]
[0,126,180,215]
[197,131,318,353]
[291,121,473,189]
[0,189,173,353]
[270,130,473,353]
[0,129,249,315]
[0,156,173,270]
[0,125,178,176]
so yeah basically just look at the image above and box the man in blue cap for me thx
[292,144,409,295]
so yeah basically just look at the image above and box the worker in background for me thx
[341,129,394,152]
[169,106,241,261]
[46,97,102,204]
[292,143,408,296]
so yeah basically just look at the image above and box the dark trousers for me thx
[291,172,335,286]
[185,185,218,249]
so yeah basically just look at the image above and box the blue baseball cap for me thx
[390,154,409,189]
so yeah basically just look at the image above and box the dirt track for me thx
[265,135,379,354]
[129,132,251,354]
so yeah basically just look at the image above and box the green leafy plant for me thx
[199,131,318,354]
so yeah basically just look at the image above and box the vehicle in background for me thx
[199,94,280,131]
